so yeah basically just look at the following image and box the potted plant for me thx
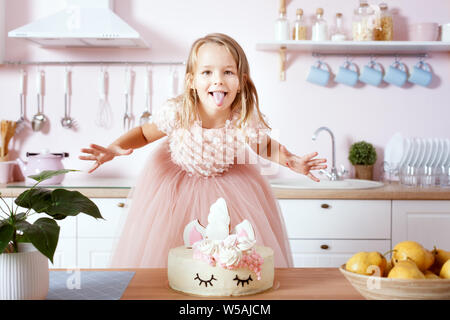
[348,141,377,180]
[0,169,103,300]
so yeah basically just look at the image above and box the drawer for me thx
[288,239,391,268]
[279,199,391,239]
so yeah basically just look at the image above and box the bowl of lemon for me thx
[339,241,450,300]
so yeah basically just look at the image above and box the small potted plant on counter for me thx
[0,169,103,300]
[348,141,377,180]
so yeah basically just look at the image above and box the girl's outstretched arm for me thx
[249,135,327,182]
[79,123,166,173]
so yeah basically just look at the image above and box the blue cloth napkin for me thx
[46,270,135,300]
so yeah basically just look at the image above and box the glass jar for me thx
[374,2,393,40]
[312,8,328,41]
[292,8,307,40]
[352,0,376,41]
[331,13,347,41]
[275,2,290,41]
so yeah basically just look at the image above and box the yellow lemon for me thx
[392,241,435,272]
[439,260,450,279]
[388,260,425,279]
[346,251,386,276]
[424,270,441,279]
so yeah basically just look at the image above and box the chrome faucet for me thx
[312,126,347,181]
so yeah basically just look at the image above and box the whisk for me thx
[96,68,113,129]
[15,70,27,134]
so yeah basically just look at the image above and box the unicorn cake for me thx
[167,198,274,296]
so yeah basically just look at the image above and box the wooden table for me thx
[119,268,364,300]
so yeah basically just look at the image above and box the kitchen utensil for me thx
[15,69,27,134]
[96,69,113,129]
[339,264,450,300]
[61,68,76,129]
[16,149,69,185]
[140,69,152,126]
[31,70,48,132]
[1,120,17,159]
[123,69,134,131]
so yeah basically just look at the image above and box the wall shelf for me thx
[255,40,450,80]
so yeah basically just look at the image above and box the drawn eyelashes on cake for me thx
[233,275,253,287]
[194,273,217,287]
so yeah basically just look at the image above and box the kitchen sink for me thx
[269,178,384,190]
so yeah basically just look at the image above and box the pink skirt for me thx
[110,139,293,268]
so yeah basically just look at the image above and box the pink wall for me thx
[1,0,450,183]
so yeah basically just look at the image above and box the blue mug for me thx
[359,61,384,86]
[335,61,359,87]
[384,61,408,87]
[408,61,432,87]
[306,61,331,86]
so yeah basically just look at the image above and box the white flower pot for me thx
[0,243,49,300]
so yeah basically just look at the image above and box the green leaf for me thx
[0,223,14,254]
[15,218,60,263]
[15,188,52,213]
[46,189,103,220]
[28,169,79,183]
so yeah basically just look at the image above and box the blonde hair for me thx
[173,33,270,131]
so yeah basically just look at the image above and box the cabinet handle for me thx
[320,244,329,250]
[321,203,330,209]
[117,202,125,208]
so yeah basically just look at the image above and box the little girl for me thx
[80,33,327,268]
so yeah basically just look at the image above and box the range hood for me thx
[8,0,148,48]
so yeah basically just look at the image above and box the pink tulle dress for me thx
[110,100,293,268]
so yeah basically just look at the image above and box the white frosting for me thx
[218,246,242,267]
[194,239,218,256]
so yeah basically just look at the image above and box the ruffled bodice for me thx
[150,100,271,178]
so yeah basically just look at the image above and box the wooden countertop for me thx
[2,181,450,200]
[118,268,364,300]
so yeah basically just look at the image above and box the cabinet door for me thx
[77,198,128,268]
[392,200,450,250]
[289,239,391,268]
[278,199,391,239]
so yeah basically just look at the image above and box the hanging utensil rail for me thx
[3,61,185,66]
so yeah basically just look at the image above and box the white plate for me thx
[407,138,418,166]
[431,138,442,168]
[399,138,411,168]
[413,138,425,167]
[420,138,432,168]
[434,139,445,168]
[384,132,404,167]
[439,139,450,168]
[426,139,437,167]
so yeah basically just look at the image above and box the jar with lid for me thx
[274,0,290,41]
[292,8,307,40]
[373,2,393,40]
[312,8,328,41]
[352,0,376,41]
[331,13,347,41]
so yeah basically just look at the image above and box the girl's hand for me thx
[79,144,133,173]
[280,145,327,182]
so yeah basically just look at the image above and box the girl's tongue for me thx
[212,91,225,106]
